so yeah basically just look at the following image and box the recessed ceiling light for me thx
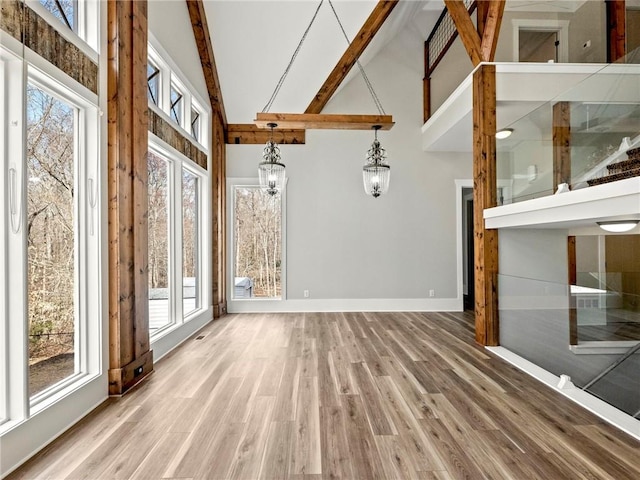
[496,128,514,139]
[597,220,639,233]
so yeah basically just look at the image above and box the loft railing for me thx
[423,0,476,123]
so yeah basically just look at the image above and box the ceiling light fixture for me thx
[496,128,514,139]
[256,0,393,198]
[597,220,639,233]
[363,125,390,198]
[258,123,285,196]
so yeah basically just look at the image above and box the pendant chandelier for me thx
[363,125,390,198]
[256,0,394,198]
[258,123,286,196]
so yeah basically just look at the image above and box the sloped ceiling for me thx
[204,0,441,124]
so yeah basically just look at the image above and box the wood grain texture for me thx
[9,312,640,479]
[0,1,98,94]
[186,0,227,126]
[255,113,394,131]
[107,0,153,395]
[226,124,306,145]
[212,114,227,317]
[553,101,572,191]
[478,1,505,62]
[472,65,499,346]
[305,0,399,114]
[444,0,482,66]
[148,108,208,169]
[606,0,626,63]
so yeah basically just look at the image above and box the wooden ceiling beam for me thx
[305,0,399,114]
[226,124,306,145]
[444,0,482,66]
[479,0,506,62]
[186,0,227,127]
[255,113,394,131]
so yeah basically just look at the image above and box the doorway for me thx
[512,20,570,63]
[462,188,474,311]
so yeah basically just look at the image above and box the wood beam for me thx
[255,113,394,131]
[186,0,227,126]
[107,0,153,395]
[226,124,306,145]
[606,0,626,63]
[552,101,571,192]
[473,64,499,346]
[479,1,506,62]
[305,0,399,114]
[212,115,226,318]
[444,0,482,66]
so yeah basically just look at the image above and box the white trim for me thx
[487,346,640,441]
[228,297,462,314]
[455,179,472,311]
[512,19,570,63]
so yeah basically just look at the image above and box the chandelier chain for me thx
[262,0,325,113]
[327,0,386,115]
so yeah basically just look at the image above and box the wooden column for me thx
[606,0,626,63]
[552,101,571,192]
[568,236,578,345]
[423,41,431,123]
[107,0,153,395]
[212,113,227,318]
[473,64,499,346]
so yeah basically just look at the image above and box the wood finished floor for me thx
[9,311,640,480]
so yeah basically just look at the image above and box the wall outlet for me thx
[303,289,310,298]
[429,289,435,298]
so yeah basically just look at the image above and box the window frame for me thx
[0,44,102,431]
[227,178,287,304]
[148,135,208,342]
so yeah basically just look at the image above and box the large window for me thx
[39,0,76,31]
[148,141,206,337]
[232,186,283,299]
[1,45,100,429]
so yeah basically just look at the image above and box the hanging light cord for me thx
[327,0,386,115]
[262,0,325,113]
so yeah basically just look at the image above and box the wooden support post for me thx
[568,236,578,345]
[553,101,571,192]
[107,0,153,395]
[473,64,499,346]
[423,41,431,123]
[606,0,626,63]
[212,115,227,317]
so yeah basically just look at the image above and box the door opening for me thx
[462,188,474,311]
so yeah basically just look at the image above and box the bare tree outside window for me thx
[234,187,282,298]
[183,170,199,316]
[26,84,76,396]
[39,0,75,31]
[148,151,171,332]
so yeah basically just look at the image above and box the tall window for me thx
[148,151,171,333]
[26,84,77,397]
[148,142,206,337]
[233,186,283,299]
[182,169,199,316]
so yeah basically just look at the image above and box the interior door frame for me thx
[512,19,570,63]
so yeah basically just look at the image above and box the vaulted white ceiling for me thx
[204,0,443,124]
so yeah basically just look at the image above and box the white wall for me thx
[147,0,209,105]
[226,24,472,312]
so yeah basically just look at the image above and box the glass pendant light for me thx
[363,125,390,198]
[258,123,285,196]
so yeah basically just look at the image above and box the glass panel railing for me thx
[499,274,639,417]
[496,50,640,205]
[583,343,640,417]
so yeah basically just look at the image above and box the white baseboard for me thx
[486,346,640,441]
[227,297,463,313]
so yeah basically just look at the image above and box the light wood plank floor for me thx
[9,312,640,479]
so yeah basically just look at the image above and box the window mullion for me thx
[172,161,184,324]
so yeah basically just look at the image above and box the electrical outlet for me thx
[429,289,435,298]
[304,290,310,298]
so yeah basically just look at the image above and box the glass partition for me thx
[497,55,640,205]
